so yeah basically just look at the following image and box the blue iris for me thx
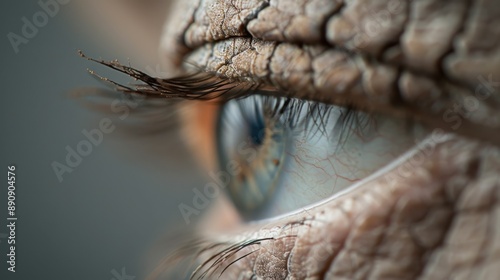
[217,96,287,220]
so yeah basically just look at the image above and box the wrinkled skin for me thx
[159,0,500,278]
[76,0,500,279]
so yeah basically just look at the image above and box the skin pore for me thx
[75,0,500,279]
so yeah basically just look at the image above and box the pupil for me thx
[249,116,265,146]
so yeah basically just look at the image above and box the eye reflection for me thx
[217,95,429,221]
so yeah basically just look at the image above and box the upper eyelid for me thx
[80,50,500,147]
[159,0,500,146]
[180,37,500,145]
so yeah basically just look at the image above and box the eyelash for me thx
[152,218,316,279]
[78,51,375,144]
[79,51,262,101]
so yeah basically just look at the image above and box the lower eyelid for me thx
[187,135,486,279]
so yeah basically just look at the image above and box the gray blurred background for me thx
[0,1,204,279]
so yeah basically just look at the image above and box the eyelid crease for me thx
[182,36,500,147]
[78,50,384,129]
[79,50,500,147]
[79,51,384,156]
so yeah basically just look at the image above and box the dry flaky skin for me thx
[161,0,500,145]
[158,0,500,279]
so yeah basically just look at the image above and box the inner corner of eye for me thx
[212,94,429,221]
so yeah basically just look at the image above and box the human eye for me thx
[214,95,431,221]
[83,0,500,279]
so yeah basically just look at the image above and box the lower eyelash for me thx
[151,216,318,279]
[150,233,300,279]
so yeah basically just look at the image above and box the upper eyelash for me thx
[78,50,357,110]
[79,51,500,149]
[232,95,374,148]
[78,50,264,102]
[78,51,374,143]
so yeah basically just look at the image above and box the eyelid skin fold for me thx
[80,48,500,147]
[181,38,500,147]
[80,48,500,151]
[160,0,500,146]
